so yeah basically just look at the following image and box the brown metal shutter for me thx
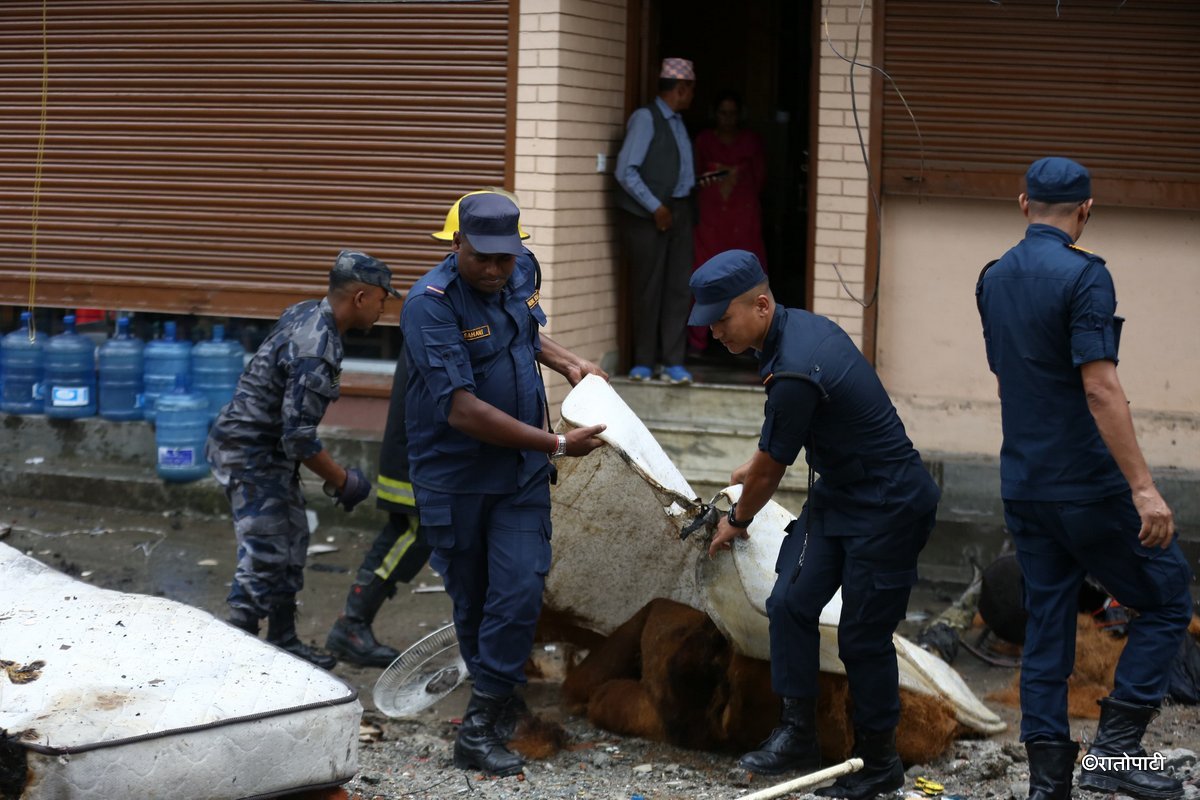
[0,0,511,319]
[880,1,1200,209]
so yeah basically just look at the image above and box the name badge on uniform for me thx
[526,290,540,310]
[462,325,491,342]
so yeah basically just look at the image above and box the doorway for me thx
[621,0,815,380]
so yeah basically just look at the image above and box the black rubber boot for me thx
[815,728,904,800]
[266,600,337,670]
[325,570,401,667]
[227,606,261,636]
[1078,698,1183,800]
[453,689,526,777]
[1026,740,1078,800]
[738,696,822,775]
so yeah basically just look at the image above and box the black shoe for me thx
[1078,698,1183,800]
[266,601,337,670]
[1026,740,1078,800]
[453,689,526,777]
[227,606,260,635]
[815,728,904,800]
[738,696,822,775]
[326,616,400,667]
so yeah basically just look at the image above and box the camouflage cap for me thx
[331,250,402,298]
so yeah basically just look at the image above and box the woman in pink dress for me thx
[690,90,767,353]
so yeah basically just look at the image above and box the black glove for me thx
[334,467,372,512]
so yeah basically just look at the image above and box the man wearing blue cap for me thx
[402,192,608,777]
[977,157,1190,800]
[208,250,397,668]
[692,249,940,799]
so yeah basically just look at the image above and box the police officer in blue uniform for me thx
[692,250,940,800]
[207,251,394,668]
[977,157,1192,800]
[325,191,534,669]
[403,193,607,777]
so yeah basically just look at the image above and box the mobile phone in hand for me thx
[698,168,731,186]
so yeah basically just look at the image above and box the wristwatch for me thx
[550,433,568,460]
[727,502,753,529]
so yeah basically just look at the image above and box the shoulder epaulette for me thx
[1068,243,1098,256]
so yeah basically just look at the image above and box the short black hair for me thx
[329,270,364,295]
[658,77,683,93]
[1027,198,1086,218]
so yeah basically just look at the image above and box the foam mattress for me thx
[0,543,361,799]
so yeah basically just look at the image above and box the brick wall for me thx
[810,0,873,346]
[514,0,627,409]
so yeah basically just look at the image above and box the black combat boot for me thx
[227,606,261,636]
[453,689,526,777]
[738,696,822,775]
[816,727,904,800]
[266,600,337,670]
[1026,740,1079,800]
[325,570,401,667]
[1078,698,1183,800]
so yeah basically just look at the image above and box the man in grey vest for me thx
[615,57,697,384]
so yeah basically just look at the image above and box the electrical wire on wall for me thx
[820,0,923,310]
[27,0,50,339]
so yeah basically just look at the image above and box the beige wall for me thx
[810,0,875,345]
[514,0,626,409]
[876,195,1200,470]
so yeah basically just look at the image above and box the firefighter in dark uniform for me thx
[693,250,940,800]
[325,190,535,668]
[977,157,1191,800]
[402,193,607,777]
[206,251,395,668]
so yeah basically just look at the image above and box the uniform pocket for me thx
[416,491,456,549]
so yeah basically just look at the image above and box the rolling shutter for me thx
[881,1,1200,209]
[0,0,512,319]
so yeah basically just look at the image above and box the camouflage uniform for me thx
[206,296,343,617]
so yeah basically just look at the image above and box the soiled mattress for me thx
[0,543,360,799]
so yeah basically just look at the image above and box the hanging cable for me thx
[820,0,924,309]
[28,0,50,340]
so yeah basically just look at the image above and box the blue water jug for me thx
[143,320,191,422]
[44,314,98,419]
[1,311,45,414]
[192,323,245,422]
[155,374,211,482]
[98,316,145,421]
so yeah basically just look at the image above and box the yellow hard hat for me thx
[431,188,531,242]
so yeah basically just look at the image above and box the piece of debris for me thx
[411,583,446,594]
[307,543,339,556]
[25,457,45,465]
[1,659,46,684]
[197,559,219,567]
[359,722,383,744]
[0,523,10,540]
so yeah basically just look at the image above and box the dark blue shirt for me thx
[401,251,548,495]
[758,306,940,534]
[976,223,1127,501]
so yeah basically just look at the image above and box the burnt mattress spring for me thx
[0,543,361,799]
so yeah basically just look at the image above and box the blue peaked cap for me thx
[688,250,767,326]
[1025,157,1092,203]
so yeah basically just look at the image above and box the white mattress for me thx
[0,543,361,799]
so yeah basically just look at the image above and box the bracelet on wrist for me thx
[727,502,753,529]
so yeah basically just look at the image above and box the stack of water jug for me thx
[0,313,245,483]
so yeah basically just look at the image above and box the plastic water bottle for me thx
[155,374,211,482]
[98,317,144,421]
[192,323,245,422]
[1,312,45,414]
[44,314,98,418]
[143,320,191,422]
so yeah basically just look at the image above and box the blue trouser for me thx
[766,507,936,733]
[418,467,552,697]
[224,476,309,616]
[1004,493,1193,742]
